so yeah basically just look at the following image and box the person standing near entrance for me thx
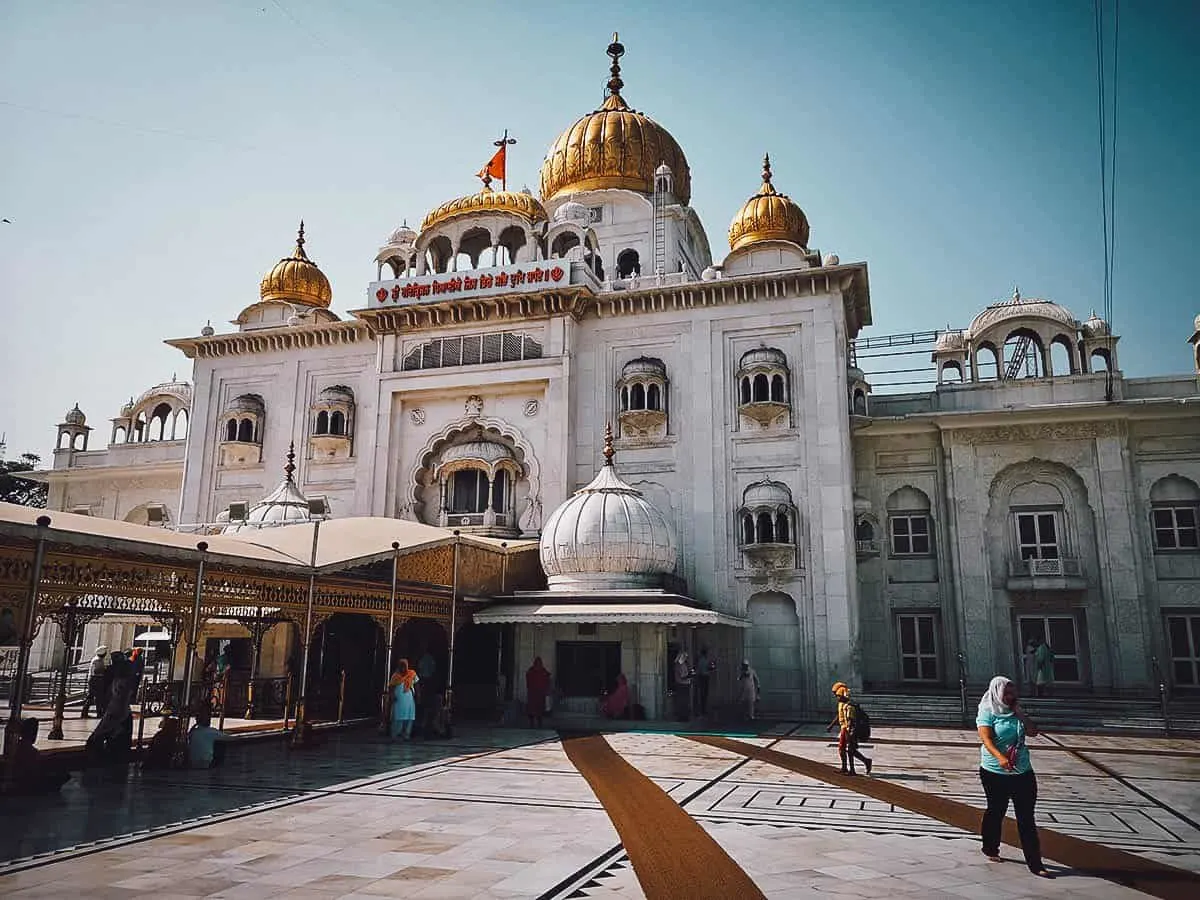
[738,660,760,721]
[1022,639,1037,691]
[976,675,1050,878]
[525,657,551,728]
[389,660,419,740]
[673,650,693,721]
[81,645,108,718]
[1034,640,1055,697]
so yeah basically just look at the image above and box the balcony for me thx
[856,539,881,560]
[1006,557,1086,592]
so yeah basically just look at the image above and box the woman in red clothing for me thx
[525,657,552,728]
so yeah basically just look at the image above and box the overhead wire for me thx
[1094,0,1120,400]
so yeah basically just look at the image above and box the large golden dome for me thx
[420,185,547,232]
[259,222,332,308]
[539,35,691,206]
[728,155,810,252]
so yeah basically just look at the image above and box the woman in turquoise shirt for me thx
[976,675,1051,878]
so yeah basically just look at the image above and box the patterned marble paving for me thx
[1,724,1197,898]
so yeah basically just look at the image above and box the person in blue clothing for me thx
[976,675,1050,878]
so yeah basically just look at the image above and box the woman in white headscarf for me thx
[975,675,1050,878]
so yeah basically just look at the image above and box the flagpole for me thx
[494,129,516,192]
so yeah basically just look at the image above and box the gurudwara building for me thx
[19,36,1200,720]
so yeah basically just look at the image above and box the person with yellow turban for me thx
[826,682,872,775]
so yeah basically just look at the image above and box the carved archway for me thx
[405,416,543,534]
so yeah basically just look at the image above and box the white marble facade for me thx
[27,40,1200,713]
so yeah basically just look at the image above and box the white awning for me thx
[133,630,172,643]
[472,602,749,628]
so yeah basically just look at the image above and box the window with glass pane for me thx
[898,614,939,681]
[491,469,508,513]
[1015,512,1060,560]
[1166,615,1200,686]
[1017,615,1082,682]
[451,469,488,514]
[890,515,931,555]
[1153,507,1200,551]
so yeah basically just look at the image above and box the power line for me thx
[1094,0,1120,401]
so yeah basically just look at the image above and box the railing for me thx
[855,540,880,557]
[1150,656,1171,736]
[1007,557,1083,578]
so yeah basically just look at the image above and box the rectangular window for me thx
[1017,615,1082,683]
[1166,615,1200,687]
[889,515,931,555]
[555,641,621,697]
[1153,507,1200,551]
[897,614,939,681]
[1015,512,1060,560]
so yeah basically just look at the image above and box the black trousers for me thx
[979,768,1043,871]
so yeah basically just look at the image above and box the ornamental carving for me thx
[410,408,426,426]
[465,395,484,418]
[523,400,539,418]
[943,421,1124,445]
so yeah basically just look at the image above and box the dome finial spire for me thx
[294,220,307,258]
[606,32,625,99]
[284,441,296,484]
[602,422,615,466]
[762,152,772,184]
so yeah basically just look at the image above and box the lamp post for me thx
[179,541,209,737]
[293,500,327,745]
[381,541,400,717]
[444,530,461,739]
[3,514,50,774]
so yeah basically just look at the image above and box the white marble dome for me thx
[63,404,86,426]
[539,441,677,591]
[552,200,591,227]
[1081,311,1111,337]
[935,329,966,351]
[743,479,793,509]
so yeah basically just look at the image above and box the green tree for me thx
[0,453,48,507]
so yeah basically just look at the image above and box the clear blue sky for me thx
[2,0,1197,459]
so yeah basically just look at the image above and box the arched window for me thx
[1091,348,1111,372]
[617,249,640,278]
[172,409,188,440]
[451,469,489,514]
[770,374,785,402]
[753,374,769,402]
[742,513,755,545]
[114,425,127,444]
[755,511,775,543]
[330,411,345,436]
[315,411,329,435]
[853,391,867,415]
[225,419,237,442]
[148,403,171,442]
[647,383,661,411]
[237,418,254,443]
[775,513,790,544]
[740,377,752,405]
[621,385,630,411]
[631,383,646,410]
[134,412,147,442]
[1150,475,1200,551]
[886,486,934,556]
[492,469,509,514]
[855,519,875,543]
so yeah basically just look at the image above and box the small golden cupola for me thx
[540,34,691,206]
[259,221,333,308]
[727,154,810,252]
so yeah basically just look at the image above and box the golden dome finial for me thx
[260,222,332,308]
[602,421,615,466]
[728,154,810,252]
[606,32,625,100]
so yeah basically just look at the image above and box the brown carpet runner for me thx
[688,735,1200,900]
[562,734,765,900]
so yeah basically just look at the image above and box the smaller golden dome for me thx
[420,186,547,233]
[728,155,810,252]
[260,222,332,308]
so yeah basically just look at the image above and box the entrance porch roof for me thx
[472,596,749,628]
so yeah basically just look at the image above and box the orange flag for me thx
[477,144,506,184]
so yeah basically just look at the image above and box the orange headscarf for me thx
[389,659,417,691]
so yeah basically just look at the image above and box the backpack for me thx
[850,702,872,742]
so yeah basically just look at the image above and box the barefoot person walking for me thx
[976,675,1051,878]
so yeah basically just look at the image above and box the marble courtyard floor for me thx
[0,722,1198,899]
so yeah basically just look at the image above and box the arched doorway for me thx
[308,614,384,720]
[746,592,802,713]
[452,622,509,719]
[392,618,449,695]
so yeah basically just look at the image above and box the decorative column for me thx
[484,474,497,526]
[382,541,400,697]
[237,608,275,719]
[179,541,209,733]
[47,603,97,740]
[293,519,322,743]
[445,530,461,738]
[4,514,51,769]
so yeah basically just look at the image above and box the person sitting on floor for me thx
[601,674,630,719]
[186,712,225,769]
[9,718,70,794]
[142,716,181,770]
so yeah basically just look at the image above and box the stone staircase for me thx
[857,691,1200,736]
